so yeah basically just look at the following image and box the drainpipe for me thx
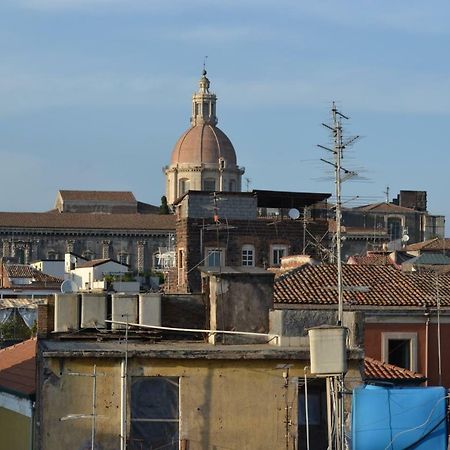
[424,312,429,386]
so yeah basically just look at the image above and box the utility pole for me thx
[318,102,359,450]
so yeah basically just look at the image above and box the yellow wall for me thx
[0,407,31,450]
[40,356,361,450]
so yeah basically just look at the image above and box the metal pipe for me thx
[104,319,278,339]
[304,370,310,450]
[91,365,96,450]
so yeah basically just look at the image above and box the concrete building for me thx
[164,70,245,204]
[169,190,330,293]
[273,264,450,387]
[0,190,175,274]
[34,267,363,450]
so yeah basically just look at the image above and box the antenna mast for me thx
[319,102,359,326]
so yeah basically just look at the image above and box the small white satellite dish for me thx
[402,234,410,243]
[61,279,77,294]
[288,208,300,220]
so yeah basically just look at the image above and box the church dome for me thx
[170,124,237,166]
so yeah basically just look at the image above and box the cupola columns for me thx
[191,70,218,126]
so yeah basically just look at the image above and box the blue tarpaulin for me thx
[352,385,447,450]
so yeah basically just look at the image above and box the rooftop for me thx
[0,212,175,231]
[0,338,36,398]
[273,264,450,308]
[364,357,426,382]
[58,190,136,203]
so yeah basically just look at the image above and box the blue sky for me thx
[0,0,449,233]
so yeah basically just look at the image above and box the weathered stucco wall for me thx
[0,407,31,450]
[36,354,363,450]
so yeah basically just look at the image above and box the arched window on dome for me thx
[229,179,236,192]
[203,178,216,191]
[179,178,190,196]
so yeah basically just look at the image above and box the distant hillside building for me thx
[0,190,175,274]
[164,70,245,204]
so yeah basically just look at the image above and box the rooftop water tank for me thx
[308,326,348,375]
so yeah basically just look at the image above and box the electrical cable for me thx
[383,394,449,450]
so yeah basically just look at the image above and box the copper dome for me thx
[170,124,237,166]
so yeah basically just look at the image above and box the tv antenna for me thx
[318,102,360,450]
[318,101,360,326]
[383,186,390,203]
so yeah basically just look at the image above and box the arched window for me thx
[179,178,190,196]
[242,245,255,267]
[229,179,236,192]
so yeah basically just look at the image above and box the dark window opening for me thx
[298,381,328,450]
[129,377,179,450]
[388,339,411,369]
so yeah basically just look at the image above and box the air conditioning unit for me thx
[54,294,79,332]
[111,294,138,330]
[139,293,161,327]
[80,293,107,329]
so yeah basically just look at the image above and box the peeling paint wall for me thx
[36,354,362,450]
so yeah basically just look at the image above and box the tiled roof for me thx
[352,202,418,214]
[405,253,450,266]
[0,338,36,397]
[364,357,425,382]
[273,264,450,307]
[76,258,127,269]
[0,212,175,231]
[5,264,62,283]
[406,238,450,252]
[58,190,136,202]
[347,253,393,266]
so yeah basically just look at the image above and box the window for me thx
[270,245,288,266]
[382,332,417,371]
[129,377,179,450]
[177,249,184,286]
[179,178,190,196]
[229,179,236,191]
[298,380,328,450]
[387,217,402,241]
[82,250,94,261]
[203,178,216,191]
[47,251,58,261]
[205,248,225,267]
[118,252,129,265]
[242,245,255,267]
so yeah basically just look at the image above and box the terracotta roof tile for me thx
[58,190,136,202]
[76,258,126,268]
[352,202,418,214]
[0,338,36,397]
[0,212,175,231]
[406,238,450,252]
[4,264,62,284]
[364,357,425,381]
[273,264,450,307]
[347,253,393,266]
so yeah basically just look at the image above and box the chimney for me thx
[201,267,275,344]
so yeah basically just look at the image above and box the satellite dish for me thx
[61,279,77,294]
[402,234,410,243]
[288,208,300,220]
